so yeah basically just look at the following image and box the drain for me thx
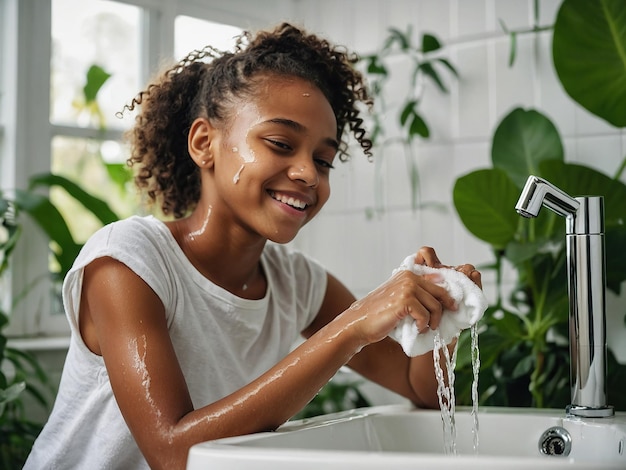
[538,427,572,457]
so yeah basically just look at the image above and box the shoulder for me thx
[86,215,164,245]
[68,216,178,305]
[63,216,178,345]
[77,216,170,261]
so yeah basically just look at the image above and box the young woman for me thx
[25,23,481,470]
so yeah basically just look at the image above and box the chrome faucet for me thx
[515,175,614,418]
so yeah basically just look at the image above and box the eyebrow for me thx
[267,118,339,151]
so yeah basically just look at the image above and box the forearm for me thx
[158,312,363,469]
[347,343,442,409]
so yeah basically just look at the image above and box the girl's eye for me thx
[266,139,292,151]
[315,158,335,170]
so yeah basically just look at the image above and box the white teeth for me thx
[270,191,307,209]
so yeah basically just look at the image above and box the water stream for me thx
[470,323,480,453]
[433,323,480,455]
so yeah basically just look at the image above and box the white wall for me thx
[280,0,626,359]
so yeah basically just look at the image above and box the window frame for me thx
[1,0,270,338]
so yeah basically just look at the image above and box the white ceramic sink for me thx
[187,404,626,469]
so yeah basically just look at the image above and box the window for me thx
[1,0,250,337]
[50,0,142,245]
[175,16,243,60]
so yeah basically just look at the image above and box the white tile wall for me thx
[453,0,488,38]
[288,0,626,362]
[493,0,532,31]
[454,42,493,139]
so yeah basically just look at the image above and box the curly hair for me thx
[122,22,373,218]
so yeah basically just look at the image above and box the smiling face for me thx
[199,75,338,244]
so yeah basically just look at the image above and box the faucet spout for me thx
[515,176,614,418]
[515,175,579,220]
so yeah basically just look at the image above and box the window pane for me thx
[51,0,141,129]
[175,16,242,60]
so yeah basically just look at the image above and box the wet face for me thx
[208,75,338,244]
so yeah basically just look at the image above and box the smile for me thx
[268,190,308,211]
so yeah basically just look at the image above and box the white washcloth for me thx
[389,254,488,357]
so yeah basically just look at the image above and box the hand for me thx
[453,263,482,289]
[413,246,444,268]
[345,268,457,347]
[415,246,482,289]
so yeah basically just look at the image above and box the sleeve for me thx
[62,218,175,344]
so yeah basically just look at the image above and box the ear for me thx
[188,117,217,169]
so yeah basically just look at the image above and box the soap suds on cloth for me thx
[389,254,488,357]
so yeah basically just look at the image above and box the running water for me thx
[433,324,480,455]
[470,323,480,454]
[433,331,459,455]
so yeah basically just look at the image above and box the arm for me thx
[80,248,476,469]
[79,257,383,469]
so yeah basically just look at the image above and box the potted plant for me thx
[452,0,626,409]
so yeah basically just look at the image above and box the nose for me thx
[287,156,319,188]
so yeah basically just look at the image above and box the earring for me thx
[201,159,208,166]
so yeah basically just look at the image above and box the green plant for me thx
[0,60,130,464]
[0,199,19,275]
[13,173,120,281]
[499,0,553,67]
[360,26,458,212]
[0,177,120,466]
[2,178,117,464]
[63,64,134,213]
[453,109,626,409]
[0,198,54,468]
[452,0,626,410]
[72,64,112,130]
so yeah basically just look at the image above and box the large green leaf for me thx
[491,108,564,188]
[606,226,626,294]
[453,168,521,248]
[83,65,111,103]
[0,382,25,407]
[29,173,119,226]
[553,0,626,127]
[13,189,81,278]
[608,349,626,410]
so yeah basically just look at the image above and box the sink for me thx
[186,404,626,469]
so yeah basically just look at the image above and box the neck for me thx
[167,206,267,298]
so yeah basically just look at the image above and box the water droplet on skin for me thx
[130,335,162,422]
[189,206,212,240]
[233,164,245,184]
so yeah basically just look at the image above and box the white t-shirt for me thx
[24,215,328,470]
